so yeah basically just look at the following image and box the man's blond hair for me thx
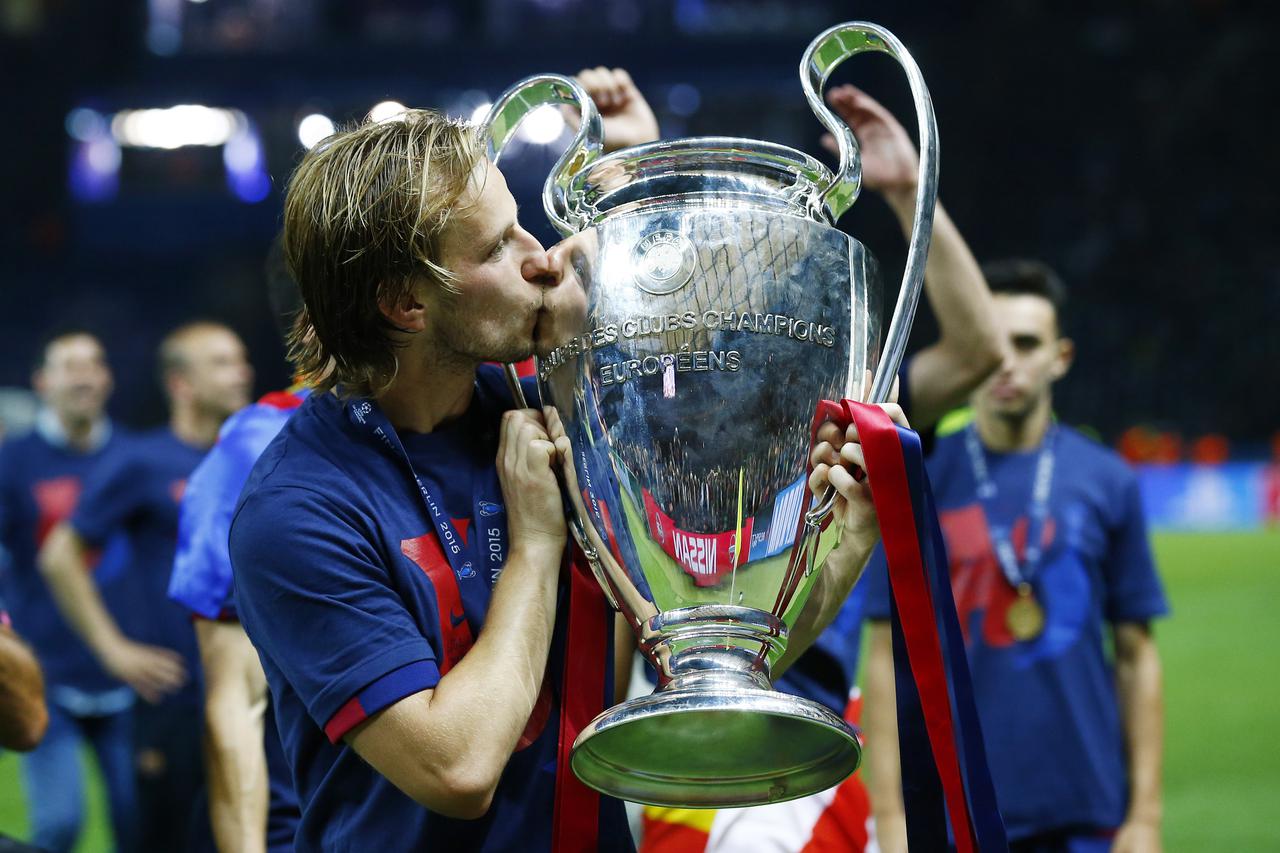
[283,109,484,397]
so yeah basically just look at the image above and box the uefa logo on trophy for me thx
[484,21,938,808]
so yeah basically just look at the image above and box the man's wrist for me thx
[1124,802,1162,826]
[507,535,567,570]
[881,186,918,218]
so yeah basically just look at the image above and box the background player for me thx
[0,331,138,852]
[40,322,253,852]
[862,262,1168,853]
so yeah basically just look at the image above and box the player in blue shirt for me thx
[167,236,308,853]
[170,384,307,853]
[230,93,895,852]
[0,330,140,852]
[638,86,1006,853]
[861,263,1169,852]
[40,321,253,853]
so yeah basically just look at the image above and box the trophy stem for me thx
[570,605,861,807]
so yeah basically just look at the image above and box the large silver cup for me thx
[483,21,937,808]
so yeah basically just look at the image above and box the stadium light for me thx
[110,105,245,149]
[470,102,493,125]
[65,108,108,143]
[520,105,565,145]
[369,100,408,123]
[297,113,336,149]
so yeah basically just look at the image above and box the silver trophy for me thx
[483,21,937,808]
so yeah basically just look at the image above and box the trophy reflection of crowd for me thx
[608,419,807,535]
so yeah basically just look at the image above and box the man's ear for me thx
[1051,337,1075,381]
[378,282,427,333]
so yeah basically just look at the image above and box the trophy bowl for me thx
[483,21,938,808]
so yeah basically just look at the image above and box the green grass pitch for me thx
[2,531,1277,850]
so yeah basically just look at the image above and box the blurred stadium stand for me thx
[1,0,1275,451]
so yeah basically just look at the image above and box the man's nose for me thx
[523,245,561,289]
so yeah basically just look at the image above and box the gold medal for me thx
[1006,583,1045,641]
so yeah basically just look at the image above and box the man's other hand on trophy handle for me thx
[563,67,660,153]
[776,400,908,677]
[821,84,919,209]
[808,401,909,589]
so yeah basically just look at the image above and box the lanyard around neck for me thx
[963,423,1056,588]
[345,396,501,587]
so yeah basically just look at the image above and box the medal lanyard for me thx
[963,423,1056,589]
[345,396,504,588]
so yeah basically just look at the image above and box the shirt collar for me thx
[35,407,112,453]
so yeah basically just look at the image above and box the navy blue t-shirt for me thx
[861,426,1168,839]
[0,424,136,698]
[70,427,209,706]
[230,368,630,853]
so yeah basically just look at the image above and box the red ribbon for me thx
[552,550,610,852]
[817,399,978,853]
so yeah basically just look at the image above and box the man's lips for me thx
[988,382,1023,401]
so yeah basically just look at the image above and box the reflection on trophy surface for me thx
[489,20,938,808]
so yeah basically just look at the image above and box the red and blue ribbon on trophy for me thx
[814,398,1008,853]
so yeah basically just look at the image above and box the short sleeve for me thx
[169,407,288,619]
[230,485,440,743]
[1101,472,1169,623]
[860,542,893,621]
[70,448,146,547]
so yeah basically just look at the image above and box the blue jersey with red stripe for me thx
[862,425,1167,839]
[69,428,209,706]
[229,367,630,852]
[0,423,134,696]
[169,388,308,619]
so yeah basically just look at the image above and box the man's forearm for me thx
[885,194,995,356]
[864,621,907,853]
[204,699,268,853]
[39,523,125,656]
[885,194,1003,428]
[0,627,48,751]
[197,620,269,853]
[1116,624,1164,826]
[429,542,560,769]
[775,530,878,677]
[349,540,563,818]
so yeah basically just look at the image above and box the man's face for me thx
[174,327,253,420]
[428,161,557,365]
[34,335,113,424]
[973,294,1073,420]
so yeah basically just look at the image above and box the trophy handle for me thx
[800,21,939,404]
[481,73,603,237]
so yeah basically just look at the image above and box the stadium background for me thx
[1,0,1276,850]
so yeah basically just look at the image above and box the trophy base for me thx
[570,671,861,808]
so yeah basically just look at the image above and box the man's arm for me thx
[343,408,567,820]
[0,623,48,751]
[196,618,270,853]
[863,620,907,853]
[1112,622,1164,853]
[39,523,186,702]
[826,85,1004,430]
